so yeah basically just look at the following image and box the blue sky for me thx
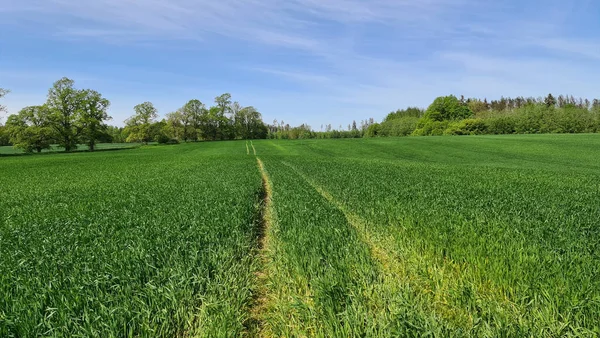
[1,0,599,128]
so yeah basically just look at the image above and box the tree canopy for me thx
[3,79,112,152]
[424,95,473,121]
[124,94,269,144]
[6,105,53,153]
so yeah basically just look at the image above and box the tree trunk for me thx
[64,136,71,152]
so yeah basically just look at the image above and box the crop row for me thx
[0,142,261,337]
[255,135,600,336]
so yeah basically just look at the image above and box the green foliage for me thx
[423,95,473,122]
[7,78,112,152]
[46,78,82,152]
[379,117,419,136]
[485,115,516,134]
[545,93,557,107]
[215,93,232,116]
[384,107,424,122]
[0,143,140,155]
[106,125,127,143]
[364,122,381,137]
[234,106,268,139]
[181,99,205,141]
[6,83,269,148]
[388,95,600,137]
[411,95,473,135]
[467,98,489,116]
[78,89,111,151]
[125,102,158,143]
[5,106,54,153]
[270,123,366,139]
[444,118,488,135]
[412,118,449,136]
[0,126,10,146]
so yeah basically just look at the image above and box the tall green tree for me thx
[215,93,232,116]
[423,95,473,121]
[165,110,184,141]
[234,106,267,139]
[545,93,557,107]
[47,78,83,152]
[6,106,54,153]
[214,94,235,139]
[125,102,158,144]
[106,126,126,143]
[78,89,111,151]
[0,89,8,145]
[200,106,222,141]
[182,99,206,141]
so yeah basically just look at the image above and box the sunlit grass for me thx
[0,142,261,336]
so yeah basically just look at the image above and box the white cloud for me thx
[2,0,600,128]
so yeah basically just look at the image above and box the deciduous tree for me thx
[165,110,184,140]
[545,93,557,107]
[79,89,111,151]
[6,106,54,153]
[125,102,158,144]
[182,99,206,141]
[423,95,473,121]
[47,78,82,152]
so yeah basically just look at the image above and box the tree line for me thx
[0,78,268,153]
[0,78,110,152]
[265,94,600,139]
[121,93,268,145]
[4,80,600,151]
[366,94,600,137]
[266,119,375,140]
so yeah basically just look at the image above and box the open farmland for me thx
[1,135,600,336]
[1,143,262,336]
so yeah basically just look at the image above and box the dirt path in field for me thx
[280,161,401,276]
[246,141,250,155]
[282,162,500,326]
[246,157,274,337]
[251,141,257,155]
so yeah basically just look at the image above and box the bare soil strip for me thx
[251,141,257,155]
[246,141,250,155]
[280,161,401,274]
[246,157,274,337]
[279,161,527,331]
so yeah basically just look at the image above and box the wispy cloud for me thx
[2,0,600,127]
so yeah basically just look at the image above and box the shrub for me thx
[364,123,381,137]
[486,116,516,134]
[444,119,488,135]
[424,95,473,122]
[413,119,449,136]
[156,133,171,144]
[380,117,419,136]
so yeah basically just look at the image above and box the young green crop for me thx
[2,134,599,337]
[0,142,262,336]
[255,134,600,336]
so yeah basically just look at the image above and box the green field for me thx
[0,143,142,155]
[1,135,599,336]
